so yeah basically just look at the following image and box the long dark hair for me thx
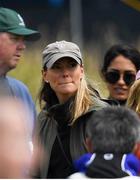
[102,44,140,74]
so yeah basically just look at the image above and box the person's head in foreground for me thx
[101,44,140,105]
[0,97,31,178]
[70,106,140,178]
[86,106,140,154]
[85,106,140,178]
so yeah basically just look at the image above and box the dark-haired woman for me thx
[101,44,140,106]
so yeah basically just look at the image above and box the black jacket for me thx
[31,97,108,178]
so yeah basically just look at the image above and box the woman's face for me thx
[43,57,84,103]
[105,55,137,101]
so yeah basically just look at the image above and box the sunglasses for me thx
[105,70,136,86]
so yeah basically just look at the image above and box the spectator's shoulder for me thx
[7,76,28,90]
[91,96,109,111]
[38,109,49,124]
[101,98,120,106]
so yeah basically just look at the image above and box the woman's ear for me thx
[85,137,93,153]
[80,65,84,79]
[42,70,49,82]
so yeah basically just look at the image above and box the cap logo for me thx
[17,14,25,26]
[103,153,114,160]
[57,44,65,49]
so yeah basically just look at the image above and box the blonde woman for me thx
[30,41,108,178]
[127,76,140,116]
[127,71,140,160]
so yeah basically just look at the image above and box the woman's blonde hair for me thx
[127,79,140,115]
[70,75,99,124]
[39,73,99,125]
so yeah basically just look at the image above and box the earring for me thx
[45,80,49,83]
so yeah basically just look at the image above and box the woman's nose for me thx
[61,68,69,77]
[117,74,125,85]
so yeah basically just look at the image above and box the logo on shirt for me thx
[103,153,114,160]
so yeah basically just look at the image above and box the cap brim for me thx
[46,52,82,69]
[8,27,41,41]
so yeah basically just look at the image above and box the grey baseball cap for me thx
[42,40,83,69]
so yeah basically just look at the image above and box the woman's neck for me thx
[57,94,75,104]
[108,96,126,106]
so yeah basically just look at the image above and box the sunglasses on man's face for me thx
[105,70,136,86]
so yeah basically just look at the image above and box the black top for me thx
[86,153,130,178]
[47,98,76,178]
[31,95,108,178]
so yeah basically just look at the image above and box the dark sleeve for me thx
[29,116,42,178]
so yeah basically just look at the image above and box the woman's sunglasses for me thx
[105,70,136,86]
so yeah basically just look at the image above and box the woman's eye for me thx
[51,61,77,69]
[69,62,77,67]
[51,64,61,69]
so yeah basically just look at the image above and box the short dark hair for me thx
[101,44,140,74]
[86,106,140,153]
